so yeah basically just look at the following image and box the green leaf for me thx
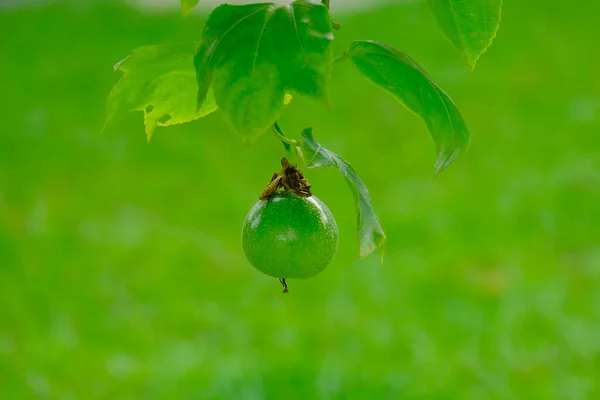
[345,40,470,174]
[194,1,334,142]
[300,128,386,259]
[104,43,217,141]
[180,0,199,18]
[427,0,502,69]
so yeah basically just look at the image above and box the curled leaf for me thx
[300,128,386,258]
[346,40,470,174]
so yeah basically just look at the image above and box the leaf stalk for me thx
[334,52,351,64]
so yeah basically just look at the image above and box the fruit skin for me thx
[242,192,338,279]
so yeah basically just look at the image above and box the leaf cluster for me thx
[104,0,502,258]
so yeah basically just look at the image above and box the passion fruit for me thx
[242,192,338,280]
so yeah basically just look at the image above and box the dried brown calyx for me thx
[259,158,312,200]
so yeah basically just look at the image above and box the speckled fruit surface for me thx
[242,192,339,279]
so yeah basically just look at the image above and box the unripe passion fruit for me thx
[242,192,338,280]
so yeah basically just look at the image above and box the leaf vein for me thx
[251,6,276,73]
[206,5,270,70]
[288,4,319,92]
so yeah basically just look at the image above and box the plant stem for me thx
[334,52,351,64]
[321,0,330,10]
[272,121,306,165]
[272,122,298,147]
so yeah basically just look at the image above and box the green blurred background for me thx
[1,0,600,398]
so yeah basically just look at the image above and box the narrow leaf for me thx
[180,0,199,18]
[194,1,334,142]
[428,0,502,69]
[104,43,217,141]
[346,40,470,174]
[300,128,386,258]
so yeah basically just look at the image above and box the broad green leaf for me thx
[180,0,199,18]
[194,1,334,142]
[300,128,386,258]
[428,0,502,69]
[346,40,470,174]
[104,43,217,141]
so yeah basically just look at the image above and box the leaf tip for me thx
[358,243,386,261]
[358,229,387,260]
[113,55,130,72]
[180,0,199,18]
[434,148,462,176]
[465,53,479,71]
[145,124,156,143]
[100,121,110,135]
[379,239,387,265]
[100,111,116,135]
[181,5,193,18]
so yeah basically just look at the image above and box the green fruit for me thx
[242,192,338,279]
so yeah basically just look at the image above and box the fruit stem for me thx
[279,278,289,294]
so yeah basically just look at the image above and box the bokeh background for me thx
[1,0,600,398]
